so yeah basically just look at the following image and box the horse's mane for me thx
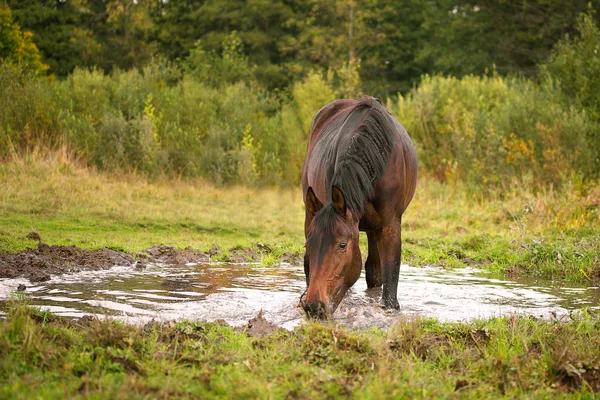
[313,97,396,231]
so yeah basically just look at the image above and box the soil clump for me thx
[0,243,135,282]
[0,243,303,282]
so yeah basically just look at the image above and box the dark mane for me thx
[313,97,396,232]
[331,98,395,213]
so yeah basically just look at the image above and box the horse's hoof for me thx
[382,298,400,310]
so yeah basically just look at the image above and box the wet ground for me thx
[1,261,599,330]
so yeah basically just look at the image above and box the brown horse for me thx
[301,97,417,319]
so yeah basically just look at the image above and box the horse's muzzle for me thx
[300,291,330,319]
[302,300,329,319]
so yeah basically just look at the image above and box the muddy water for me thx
[0,263,599,329]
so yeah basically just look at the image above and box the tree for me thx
[150,0,297,89]
[541,10,600,173]
[358,0,432,95]
[103,0,155,70]
[7,0,155,75]
[281,0,432,96]
[0,4,48,74]
[420,0,600,78]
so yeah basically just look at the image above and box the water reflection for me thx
[0,264,598,330]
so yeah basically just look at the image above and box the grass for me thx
[0,149,305,257]
[1,150,599,281]
[0,152,599,398]
[0,301,599,398]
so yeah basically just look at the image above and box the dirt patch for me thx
[590,258,600,285]
[244,310,279,337]
[505,265,524,279]
[226,247,261,263]
[555,362,600,393]
[0,243,303,282]
[280,252,303,266]
[0,242,135,282]
[137,246,210,266]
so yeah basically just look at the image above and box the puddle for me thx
[0,263,599,329]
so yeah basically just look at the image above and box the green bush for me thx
[0,60,326,184]
[540,11,600,172]
[393,74,599,191]
[3,35,597,191]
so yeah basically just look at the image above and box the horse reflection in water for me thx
[301,97,417,319]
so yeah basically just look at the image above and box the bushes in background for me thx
[1,13,599,191]
[1,63,598,190]
[0,63,311,185]
[394,74,598,190]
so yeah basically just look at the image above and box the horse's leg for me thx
[377,219,402,309]
[303,211,314,287]
[365,231,382,287]
[303,252,310,286]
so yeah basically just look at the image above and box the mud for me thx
[244,310,280,337]
[0,243,303,282]
[136,246,210,266]
[0,242,135,282]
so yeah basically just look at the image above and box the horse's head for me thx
[302,186,362,319]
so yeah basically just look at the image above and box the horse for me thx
[300,97,417,319]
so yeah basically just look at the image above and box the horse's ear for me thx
[306,187,323,216]
[331,186,346,217]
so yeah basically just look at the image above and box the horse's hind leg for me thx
[365,231,382,287]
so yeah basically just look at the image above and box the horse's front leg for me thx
[303,211,314,287]
[378,220,402,310]
[365,230,382,288]
[303,252,310,286]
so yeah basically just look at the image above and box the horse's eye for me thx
[338,242,347,250]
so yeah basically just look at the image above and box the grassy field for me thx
[1,151,599,281]
[1,301,599,398]
[1,153,600,398]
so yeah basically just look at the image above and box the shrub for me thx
[394,74,598,191]
[540,11,600,173]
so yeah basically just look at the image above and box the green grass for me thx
[1,154,599,397]
[0,152,599,281]
[0,152,305,256]
[1,301,599,398]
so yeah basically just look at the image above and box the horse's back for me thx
[303,97,417,213]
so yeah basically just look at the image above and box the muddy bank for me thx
[0,243,136,282]
[0,243,303,282]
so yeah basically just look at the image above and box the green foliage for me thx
[6,0,155,76]
[0,59,335,185]
[4,0,91,76]
[420,0,599,78]
[542,11,600,115]
[4,0,600,94]
[541,11,600,171]
[0,4,48,74]
[395,74,599,190]
[150,0,297,89]
[184,32,255,87]
[1,2,600,190]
